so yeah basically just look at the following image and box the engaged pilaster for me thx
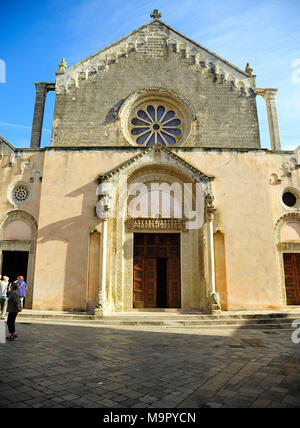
[257,88,282,151]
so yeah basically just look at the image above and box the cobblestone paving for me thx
[1,321,300,408]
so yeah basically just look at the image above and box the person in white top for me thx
[0,275,10,320]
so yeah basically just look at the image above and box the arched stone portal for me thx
[275,212,300,305]
[0,210,38,308]
[96,145,218,314]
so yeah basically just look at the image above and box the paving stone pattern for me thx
[1,322,300,408]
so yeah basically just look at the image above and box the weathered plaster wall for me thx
[30,147,299,312]
[0,149,45,307]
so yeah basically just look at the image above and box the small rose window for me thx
[130,105,182,146]
[8,182,32,207]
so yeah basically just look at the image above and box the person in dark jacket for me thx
[7,283,22,341]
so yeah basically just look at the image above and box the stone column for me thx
[257,88,281,151]
[94,192,112,318]
[30,82,55,149]
[95,219,108,318]
[205,194,221,314]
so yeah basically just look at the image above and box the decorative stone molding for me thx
[269,173,281,185]
[98,143,214,184]
[277,242,300,252]
[279,186,300,211]
[0,137,42,181]
[55,20,254,97]
[269,148,300,185]
[0,210,38,239]
[275,212,300,243]
[126,218,185,232]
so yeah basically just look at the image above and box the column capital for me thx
[206,208,216,223]
[256,87,278,100]
[256,88,281,151]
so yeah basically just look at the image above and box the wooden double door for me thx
[133,233,181,308]
[284,253,300,305]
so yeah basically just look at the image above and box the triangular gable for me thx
[98,143,214,183]
[0,135,15,153]
[56,19,252,93]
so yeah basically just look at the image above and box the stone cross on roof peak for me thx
[150,9,162,19]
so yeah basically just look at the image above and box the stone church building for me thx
[0,11,299,314]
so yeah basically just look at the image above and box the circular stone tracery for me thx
[13,186,30,203]
[119,89,195,147]
[131,105,182,146]
[7,181,32,207]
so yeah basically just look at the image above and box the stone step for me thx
[15,311,300,330]
[17,311,300,322]
[17,318,295,330]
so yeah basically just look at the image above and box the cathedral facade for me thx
[1,13,299,314]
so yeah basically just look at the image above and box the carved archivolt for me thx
[0,209,38,242]
[275,212,300,244]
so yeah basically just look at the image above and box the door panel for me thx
[133,258,145,308]
[167,258,181,308]
[133,234,181,309]
[284,253,300,305]
[144,258,157,308]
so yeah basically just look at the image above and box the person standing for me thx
[16,276,28,308]
[0,276,10,320]
[7,283,22,341]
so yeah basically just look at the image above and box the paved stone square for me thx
[1,321,300,408]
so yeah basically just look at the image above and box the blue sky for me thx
[0,0,299,149]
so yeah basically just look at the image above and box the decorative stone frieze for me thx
[126,218,185,232]
[98,143,214,184]
[55,20,254,97]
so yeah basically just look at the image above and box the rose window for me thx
[8,182,32,207]
[130,105,182,146]
[13,186,30,202]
